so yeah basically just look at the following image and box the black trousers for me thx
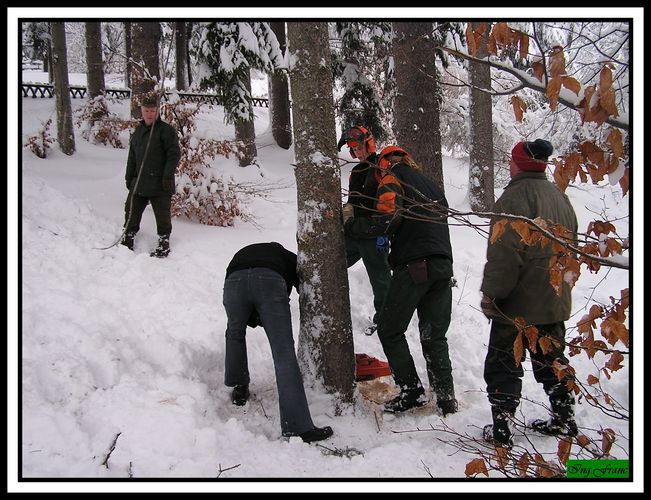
[483,320,574,412]
[124,191,172,236]
[377,255,455,402]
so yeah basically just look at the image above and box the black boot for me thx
[483,406,515,447]
[383,387,427,413]
[150,234,170,258]
[231,384,250,406]
[121,231,136,251]
[530,392,578,437]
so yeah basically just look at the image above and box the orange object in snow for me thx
[355,353,392,381]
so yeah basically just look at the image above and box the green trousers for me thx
[346,235,392,324]
[377,255,455,402]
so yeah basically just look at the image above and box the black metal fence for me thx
[21,83,270,108]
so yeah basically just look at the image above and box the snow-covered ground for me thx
[13,65,638,493]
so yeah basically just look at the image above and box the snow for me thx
[13,64,639,492]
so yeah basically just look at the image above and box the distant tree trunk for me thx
[175,21,188,91]
[234,68,257,166]
[468,22,495,211]
[287,21,355,407]
[46,25,53,83]
[85,22,106,98]
[50,22,75,155]
[268,21,292,149]
[124,22,132,89]
[130,22,161,119]
[392,22,445,192]
[186,22,193,87]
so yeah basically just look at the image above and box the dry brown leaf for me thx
[557,436,573,465]
[465,458,489,477]
[490,219,508,244]
[561,76,581,95]
[548,45,566,78]
[511,95,527,122]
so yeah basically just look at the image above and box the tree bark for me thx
[129,22,160,119]
[268,22,292,149]
[175,21,188,91]
[392,22,445,191]
[50,22,75,155]
[186,22,193,87]
[124,22,132,89]
[287,22,355,407]
[85,22,105,99]
[468,22,495,211]
[234,68,257,166]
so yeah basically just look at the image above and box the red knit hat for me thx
[511,139,553,172]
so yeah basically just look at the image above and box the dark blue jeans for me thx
[223,268,314,436]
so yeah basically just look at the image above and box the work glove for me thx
[162,178,175,193]
[376,235,390,254]
[342,203,354,225]
[480,294,501,321]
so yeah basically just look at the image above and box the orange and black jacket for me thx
[345,161,453,269]
[347,153,380,218]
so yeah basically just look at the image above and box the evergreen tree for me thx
[196,22,284,165]
[333,22,393,143]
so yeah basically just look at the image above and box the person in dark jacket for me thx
[223,242,333,444]
[480,139,579,447]
[345,146,457,416]
[338,126,391,336]
[121,96,181,258]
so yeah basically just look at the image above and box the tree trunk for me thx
[46,25,53,83]
[186,22,193,87]
[234,68,257,166]
[268,22,292,149]
[468,22,495,212]
[50,22,75,155]
[287,22,355,407]
[175,21,188,91]
[129,22,160,119]
[85,22,105,99]
[392,22,445,192]
[124,22,132,89]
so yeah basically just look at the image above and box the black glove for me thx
[376,235,390,253]
[162,178,175,193]
[126,178,134,190]
[480,294,501,321]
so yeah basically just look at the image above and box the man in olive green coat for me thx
[122,96,181,258]
[480,139,579,447]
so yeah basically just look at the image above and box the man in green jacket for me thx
[122,95,181,258]
[480,139,579,447]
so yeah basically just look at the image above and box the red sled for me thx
[355,353,392,381]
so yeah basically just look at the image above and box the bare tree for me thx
[468,22,495,211]
[392,22,444,191]
[175,21,188,91]
[287,21,355,406]
[85,22,106,99]
[50,22,75,155]
[268,21,292,149]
